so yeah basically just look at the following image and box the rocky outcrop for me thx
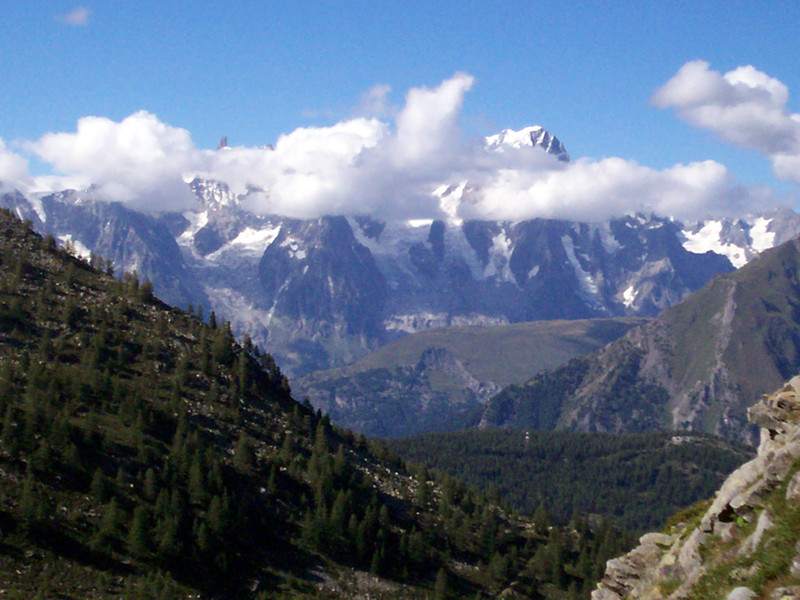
[592,376,800,599]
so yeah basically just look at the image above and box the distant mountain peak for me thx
[485,126,570,161]
[189,177,239,210]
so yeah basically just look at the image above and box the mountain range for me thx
[294,317,645,437]
[3,126,800,378]
[5,120,800,598]
[478,234,800,444]
[0,208,592,598]
[3,206,740,599]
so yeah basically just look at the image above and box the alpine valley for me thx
[5,120,800,600]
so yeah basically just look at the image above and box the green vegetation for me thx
[0,210,634,598]
[478,356,591,430]
[479,340,674,433]
[295,317,644,438]
[476,237,800,444]
[388,429,753,533]
[680,458,800,599]
[324,317,646,387]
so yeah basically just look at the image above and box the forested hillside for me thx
[0,210,631,599]
[388,430,753,533]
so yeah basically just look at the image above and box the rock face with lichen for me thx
[592,376,800,599]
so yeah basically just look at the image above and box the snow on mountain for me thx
[682,220,750,268]
[485,126,570,161]
[750,216,777,252]
[681,209,800,269]
[189,177,239,210]
[211,225,282,259]
[2,125,799,376]
[4,179,794,376]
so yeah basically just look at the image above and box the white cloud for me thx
[462,158,765,222]
[29,111,202,211]
[213,117,389,217]
[357,84,394,118]
[391,73,474,167]
[0,139,33,193]
[57,6,91,26]
[23,70,782,221]
[653,60,800,182]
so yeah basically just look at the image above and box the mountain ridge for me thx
[294,317,646,438]
[478,233,800,444]
[3,126,800,377]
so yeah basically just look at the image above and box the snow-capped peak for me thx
[484,126,570,161]
[189,177,240,211]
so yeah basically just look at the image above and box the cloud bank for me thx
[4,66,795,221]
[653,60,800,184]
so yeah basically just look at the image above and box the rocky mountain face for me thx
[0,188,206,310]
[479,235,800,444]
[295,317,645,438]
[593,376,800,599]
[296,346,501,438]
[3,127,799,377]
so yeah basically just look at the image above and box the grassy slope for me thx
[321,317,647,387]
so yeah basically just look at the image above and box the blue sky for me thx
[2,1,799,220]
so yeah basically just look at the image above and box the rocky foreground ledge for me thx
[592,377,800,600]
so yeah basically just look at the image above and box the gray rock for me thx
[739,511,774,556]
[591,377,800,599]
[769,587,800,600]
[791,541,800,577]
[726,587,755,600]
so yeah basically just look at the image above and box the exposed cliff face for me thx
[481,237,800,444]
[1,185,748,377]
[592,376,800,600]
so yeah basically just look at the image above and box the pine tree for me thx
[18,468,37,526]
[434,567,449,600]
[91,467,109,502]
[234,434,254,471]
[143,467,158,502]
[127,505,150,558]
[188,454,205,505]
[92,499,122,552]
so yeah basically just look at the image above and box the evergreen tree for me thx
[128,506,151,558]
[434,567,449,600]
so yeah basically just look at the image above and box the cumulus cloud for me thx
[0,139,32,192]
[214,118,389,217]
[23,70,782,221]
[463,157,765,222]
[29,111,202,211]
[653,60,800,183]
[391,73,474,167]
[57,6,91,26]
